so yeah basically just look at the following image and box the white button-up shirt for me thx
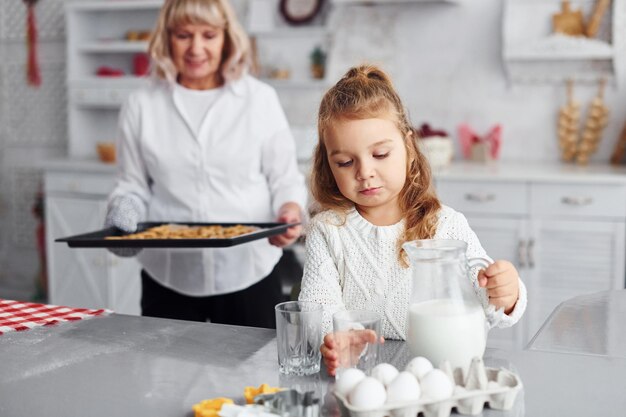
[109,76,307,296]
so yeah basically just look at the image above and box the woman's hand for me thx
[478,260,520,315]
[104,194,145,257]
[269,202,303,247]
[320,330,383,377]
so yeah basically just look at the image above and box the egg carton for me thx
[333,359,522,417]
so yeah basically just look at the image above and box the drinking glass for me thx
[275,301,323,376]
[332,310,382,377]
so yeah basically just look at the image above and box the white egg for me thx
[419,369,454,401]
[405,356,434,381]
[370,363,399,387]
[348,377,387,409]
[334,368,366,397]
[385,371,421,404]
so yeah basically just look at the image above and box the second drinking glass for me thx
[332,310,382,377]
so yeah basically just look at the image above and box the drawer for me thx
[435,180,528,216]
[531,183,626,219]
[45,172,116,196]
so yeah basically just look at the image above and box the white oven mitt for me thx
[104,194,146,257]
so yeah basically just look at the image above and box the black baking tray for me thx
[56,222,300,248]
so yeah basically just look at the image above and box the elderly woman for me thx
[105,0,306,328]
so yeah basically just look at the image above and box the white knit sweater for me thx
[298,205,527,339]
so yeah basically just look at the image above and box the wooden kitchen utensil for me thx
[610,120,626,165]
[585,0,611,38]
[558,80,581,162]
[553,1,585,36]
[576,78,610,165]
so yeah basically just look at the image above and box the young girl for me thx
[298,65,527,376]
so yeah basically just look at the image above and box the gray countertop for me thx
[433,161,626,184]
[1,311,626,417]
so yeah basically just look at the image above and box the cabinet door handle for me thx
[517,239,527,268]
[527,239,535,268]
[465,193,495,203]
[561,196,593,206]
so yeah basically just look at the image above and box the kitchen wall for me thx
[0,0,66,300]
[280,0,626,162]
[0,0,624,299]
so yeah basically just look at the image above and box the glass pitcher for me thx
[402,239,491,371]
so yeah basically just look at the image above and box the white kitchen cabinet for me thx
[436,180,531,350]
[528,181,626,339]
[435,163,626,351]
[44,168,141,314]
[462,216,529,350]
[529,219,625,337]
[65,1,161,159]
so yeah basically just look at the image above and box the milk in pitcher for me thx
[407,299,486,370]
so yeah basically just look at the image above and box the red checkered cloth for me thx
[0,298,111,335]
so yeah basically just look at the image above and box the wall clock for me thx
[279,0,323,25]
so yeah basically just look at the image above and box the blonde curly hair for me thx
[311,64,441,266]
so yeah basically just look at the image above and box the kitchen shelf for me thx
[70,76,149,88]
[73,102,125,110]
[69,85,137,108]
[502,0,625,85]
[247,1,331,93]
[504,37,613,60]
[78,41,149,53]
[66,3,160,81]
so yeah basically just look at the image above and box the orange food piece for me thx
[192,397,234,417]
[243,383,282,404]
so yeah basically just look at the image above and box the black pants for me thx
[140,255,289,329]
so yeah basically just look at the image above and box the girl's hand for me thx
[320,330,383,377]
[478,260,520,315]
[269,202,302,247]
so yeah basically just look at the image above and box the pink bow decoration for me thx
[458,124,502,160]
